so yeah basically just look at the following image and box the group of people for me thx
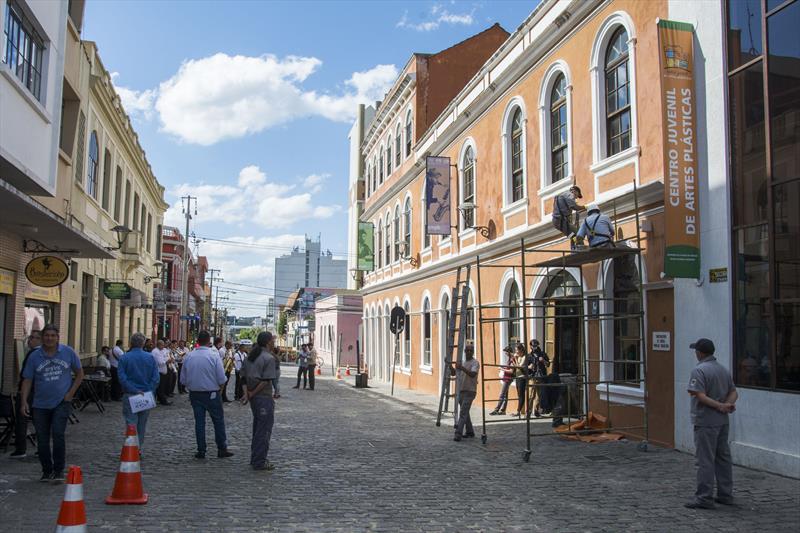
[10,325,286,482]
[490,339,551,418]
[292,342,317,390]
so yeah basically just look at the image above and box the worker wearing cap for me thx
[685,338,738,510]
[551,185,584,242]
[576,202,615,248]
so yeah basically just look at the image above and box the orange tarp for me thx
[554,412,625,443]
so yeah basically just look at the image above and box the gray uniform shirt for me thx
[458,358,480,393]
[552,191,579,219]
[241,349,277,397]
[577,212,615,246]
[687,355,735,427]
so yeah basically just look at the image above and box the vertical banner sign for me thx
[658,19,700,278]
[357,222,375,272]
[425,156,451,235]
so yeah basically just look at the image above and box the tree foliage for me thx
[236,327,263,342]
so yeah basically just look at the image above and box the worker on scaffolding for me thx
[576,202,615,248]
[551,185,584,249]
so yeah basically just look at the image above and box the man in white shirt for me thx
[233,345,247,400]
[110,340,125,401]
[214,337,226,360]
[152,340,172,406]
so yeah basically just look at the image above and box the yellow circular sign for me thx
[25,256,69,288]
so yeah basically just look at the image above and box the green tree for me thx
[277,311,288,336]
[236,327,263,342]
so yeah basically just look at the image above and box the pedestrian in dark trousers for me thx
[453,344,480,441]
[512,343,528,417]
[293,344,308,389]
[20,325,84,482]
[685,338,738,510]
[152,340,172,405]
[118,333,160,452]
[176,340,188,394]
[525,339,550,417]
[110,339,125,401]
[233,345,247,400]
[181,331,233,460]
[10,330,41,459]
[306,342,317,390]
[490,345,514,416]
[240,332,278,471]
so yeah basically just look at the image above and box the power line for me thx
[197,236,353,259]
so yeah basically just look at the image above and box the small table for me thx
[77,374,110,413]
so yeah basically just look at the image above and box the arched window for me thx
[605,27,631,156]
[379,148,384,184]
[384,215,391,266]
[395,124,402,167]
[510,108,524,203]
[87,131,99,199]
[405,109,413,157]
[101,149,111,210]
[386,136,393,176]
[393,205,401,261]
[461,145,475,229]
[550,74,569,183]
[423,298,431,366]
[113,166,123,221]
[376,217,383,267]
[403,197,412,256]
[366,165,371,197]
[403,301,411,368]
[508,281,521,345]
[372,157,378,191]
[611,255,641,384]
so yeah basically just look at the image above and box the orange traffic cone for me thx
[336,367,342,380]
[315,366,321,376]
[55,465,87,532]
[106,424,148,505]
[345,365,351,376]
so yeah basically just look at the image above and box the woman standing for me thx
[490,345,515,416]
[513,343,528,418]
[240,332,278,471]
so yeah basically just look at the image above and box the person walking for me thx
[293,344,308,389]
[110,339,124,401]
[9,329,41,459]
[152,340,172,406]
[181,331,233,460]
[240,332,279,471]
[176,339,188,394]
[685,338,738,510]
[222,340,234,403]
[117,333,160,452]
[305,342,316,391]
[19,325,84,482]
[233,344,247,401]
[490,345,515,416]
[453,344,480,442]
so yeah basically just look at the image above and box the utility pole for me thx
[180,195,197,341]
[207,268,221,333]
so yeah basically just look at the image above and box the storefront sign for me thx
[357,222,375,272]
[425,156,451,235]
[652,331,671,352]
[709,267,728,283]
[103,282,132,300]
[24,284,60,303]
[25,256,69,287]
[0,267,15,295]
[658,19,700,279]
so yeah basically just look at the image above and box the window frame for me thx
[393,204,401,263]
[422,297,432,368]
[86,130,99,199]
[2,1,45,102]
[403,196,412,257]
[395,123,402,167]
[550,74,569,184]
[459,141,476,231]
[604,27,632,157]
[405,109,413,157]
[402,301,411,369]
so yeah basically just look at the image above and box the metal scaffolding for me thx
[473,184,649,461]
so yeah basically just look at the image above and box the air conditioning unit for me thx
[122,232,140,254]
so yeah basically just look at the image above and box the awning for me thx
[0,179,113,259]
[121,287,148,308]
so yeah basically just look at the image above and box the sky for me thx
[82,0,537,317]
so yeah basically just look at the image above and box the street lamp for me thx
[457,202,491,238]
[144,260,164,283]
[106,225,133,251]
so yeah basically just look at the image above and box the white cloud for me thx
[397,4,476,32]
[302,173,329,193]
[113,53,398,145]
[166,165,339,230]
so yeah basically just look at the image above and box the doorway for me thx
[542,270,582,376]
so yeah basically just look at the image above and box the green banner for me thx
[103,282,131,300]
[357,222,375,272]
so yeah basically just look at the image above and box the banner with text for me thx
[425,156,451,235]
[658,19,700,278]
[357,222,375,272]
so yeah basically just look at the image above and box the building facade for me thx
[314,292,363,370]
[352,0,798,476]
[273,236,348,309]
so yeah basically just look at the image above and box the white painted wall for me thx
[0,0,67,195]
[669,0,799,478]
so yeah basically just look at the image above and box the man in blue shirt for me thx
[20,324,84,482]
[180,330,233,460]
[576,203,615,248]
[118,332,160,452]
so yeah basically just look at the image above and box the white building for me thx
[346,104,375,290]
[273,236,347,309]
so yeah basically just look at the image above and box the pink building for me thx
[314,292,363,371]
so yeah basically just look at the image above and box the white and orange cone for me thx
[106,424,148,505]
[315,365,321,376]
[55,465,87,532]
[345,366,351,376]
[336,367,342,380]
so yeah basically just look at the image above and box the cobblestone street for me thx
[1,376,798,532]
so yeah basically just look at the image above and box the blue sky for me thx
[82,0,536,316]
